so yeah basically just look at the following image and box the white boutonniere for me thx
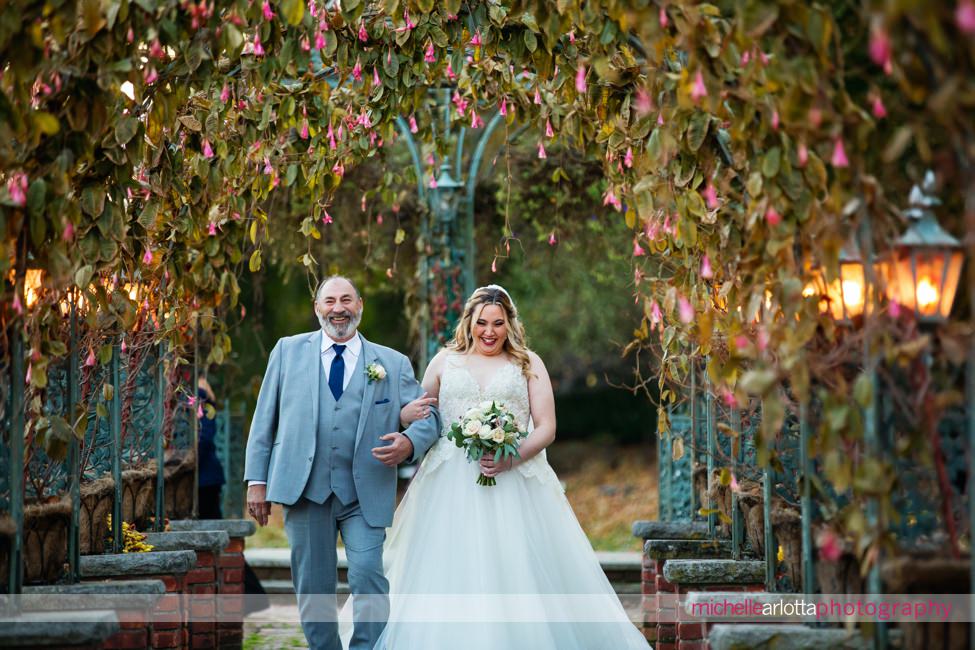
[365,362,387,383]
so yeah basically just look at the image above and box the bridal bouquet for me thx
[446,400,528,486]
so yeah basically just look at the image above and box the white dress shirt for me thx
[248,331,361,488]
[321,330,361,391]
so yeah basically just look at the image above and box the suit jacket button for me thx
[307,456,313,462]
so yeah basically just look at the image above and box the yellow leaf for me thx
[394,228,405,244]
[34,112,60,135]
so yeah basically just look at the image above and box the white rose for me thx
[478,424,493,439]
[464,406,482,420]
[491,428,505,443]
[479,400,495,411]
[463,419,482,437]
[374,365,387,379]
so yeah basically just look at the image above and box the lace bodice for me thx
[420,354,562,491]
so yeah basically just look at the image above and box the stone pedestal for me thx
[81,550,196,649]
[662,560,765,650]
[0,609,120,649]
[168,520,256,649]
[144,531,229,649]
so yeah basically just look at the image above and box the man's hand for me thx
[372,432,414,466]
[247,484,272,526]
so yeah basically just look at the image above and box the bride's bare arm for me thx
[481,351,555,476]
[400,349,445,426]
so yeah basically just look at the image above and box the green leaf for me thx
[138,199,159,229]
[75,264,94,289]
[81,186,106,217]
[280,0,305,25]
[248,249,262,272]
[762,147,781,178]
[102,383,115,401]
[523,30,537,53]
[98,344,113,365]
[115,116,139,145]
[686,112,709,151]
[745,172,763,198]
[34,112,60,136]
[394,228,405,244]
[96,402,109,419]
[26,178,46,218]
[853,374,874,408]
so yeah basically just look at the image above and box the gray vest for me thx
[302,348,365,505]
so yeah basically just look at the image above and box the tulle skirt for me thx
[366,439,652,650]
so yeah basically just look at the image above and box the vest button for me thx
[307,456,313,462]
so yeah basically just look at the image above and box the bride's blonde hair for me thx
[448,285,533,378]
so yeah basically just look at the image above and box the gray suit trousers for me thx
[285,496,388,650]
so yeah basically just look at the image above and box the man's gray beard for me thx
[318,309,362,340]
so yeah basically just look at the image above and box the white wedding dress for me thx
[368,354,652,649]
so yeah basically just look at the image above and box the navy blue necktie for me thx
[328,344,346,401]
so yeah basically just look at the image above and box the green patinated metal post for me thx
[111,338,122,553]
[192,329,199,519]
[154,341,167,532]
[763,464,775,592]
[689,361,698,518]
[67,296,81,582]
[800,401,815,594]
[705,359,716,539]
[8,275,25,596]
[731,406,743,560]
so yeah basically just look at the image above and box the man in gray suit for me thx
[244,276,441,650]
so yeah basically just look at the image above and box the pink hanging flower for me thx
[491,258,497,273]
[735,335,750,350]
[548,232,557,246]
[220,84,230,103]
[446,62,456,81]
[889,299,901,319]
[308,0,317,18]
[635,88,653,115]
[871,95,887,119]
[831,137,849,168]
[545,118,554,138]
[771,109,780,130]
[373,66,381,86]
[797,142,809,167]
[409,115,418,133]
[7,172,27,206]
[649,301,662,328]
[567,30,575,43]
[253,33,265,57]
[331,162,344,177]
[299,35,311,51]
[62,221,74,242]
[322,208,333,224]
[358,21,368,42]
[202,139,214,158]
[757,327,770,352]
[957,0,975,33]
[704,182,718,209]
[315,30,326,50]
[143,247,154,264]
[12,293,23,315]
[659,5,669,28]
[701,255,714,279]
[262,0,275,21]
[499,98,507,116]
[127,27,135,43]
[741,50,751,66]
[537,141,547,159]
[678,297,694,323]
[471,111,484,129]
[208,221,218,236]
[470,30,482,47]
[818,529,843,562]
[690,70,708,102]
[352,58,362,82]
[327,123,337,149]
[632,238,646,257]
[429,176,438,189]
[424,41,436,63]
[85,348,96,367]
[623,147,633,168]
[451,92,468,117]
[869,23,892,73]
[575,64,587,94]
[300,118,309,139]
[765,205,781,226]
[120,339,127,353]
[602,189,621,211]
[144,67,159,84]
[723,390,739,409]
[657,111,665,126]
[149,39,165,59]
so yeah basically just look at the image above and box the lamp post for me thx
[806,237,868,324]
[881,171,963,324]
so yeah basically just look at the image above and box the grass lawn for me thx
[247,440,658,552]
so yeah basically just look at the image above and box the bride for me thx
[371,285,651,649]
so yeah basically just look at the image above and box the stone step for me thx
[143,530,229,553]
[261,579,351,595]
[24,579,166,611]
[632,520,714,540]
[167,519,257,539]
[663,559,765,585]
[708,623,871,650]
[644,538,735,561]
[246,547,643,596]
[0,609,119,648]
[80,549,197,578]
